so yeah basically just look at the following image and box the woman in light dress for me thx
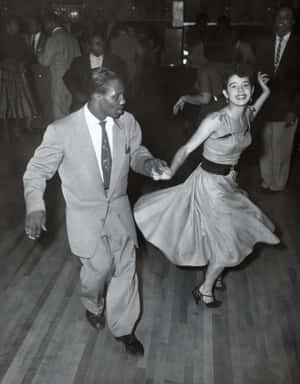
[134,64,280,307]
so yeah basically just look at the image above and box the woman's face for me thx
[223,74,253,107]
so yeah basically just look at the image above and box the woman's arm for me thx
[249,72,270,120]
[170,114,218,175]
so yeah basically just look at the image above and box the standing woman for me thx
[134,64,280,307]
[0,16,38,139]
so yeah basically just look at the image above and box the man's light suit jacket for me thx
[23,108,155,258]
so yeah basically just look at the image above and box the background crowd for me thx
[0,5,299,193]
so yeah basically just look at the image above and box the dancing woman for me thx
[134,64,280,307]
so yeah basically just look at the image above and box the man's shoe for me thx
[116,334,144,356]
[86,310,105,330]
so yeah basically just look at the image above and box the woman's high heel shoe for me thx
[215,277,226,291]
[192,287,222,308]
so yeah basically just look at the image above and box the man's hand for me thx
[152,167,172,181]
[151,159,172,181]
[145,158,171,180]
[173,96,186,115]
[285,112,298,127]
[25,210,47,240]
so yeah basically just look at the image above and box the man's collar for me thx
[52,26,63,34]
[90,53,104,59]
[276,31,291,40]
[84,104,120,127]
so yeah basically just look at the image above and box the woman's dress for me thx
[134,111,280,267]
[0,34,37,119]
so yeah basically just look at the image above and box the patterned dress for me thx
[0,34,37,119]
[134,110,279,267]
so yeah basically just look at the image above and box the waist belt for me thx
[200,157,235,175]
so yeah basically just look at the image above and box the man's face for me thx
[44,20,54,35]
[97,79,126,119]
[29,19,40,35]
[90,36,105,57]
[275,8,294,37]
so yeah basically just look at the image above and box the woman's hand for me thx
[173,96,186,115]
[151,166,172,181]
[257,72,270,94]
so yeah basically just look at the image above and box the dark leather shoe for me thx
[192,286,222,308]
[116,334,144,356]
[86,310,105,330]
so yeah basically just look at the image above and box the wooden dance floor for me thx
[0,116,299,384]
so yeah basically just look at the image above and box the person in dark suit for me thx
[64,30,126,111]
[257,5,300,191]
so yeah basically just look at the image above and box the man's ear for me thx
[94,93,104,101]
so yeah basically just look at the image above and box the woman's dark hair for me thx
[222,63,255,89]
[89,68,122,96]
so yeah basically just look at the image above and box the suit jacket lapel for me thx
[108,120,125,197]
[84,54,91,71]
[271,35,276,73]
[76,109,105,195]
[275,33,294,76]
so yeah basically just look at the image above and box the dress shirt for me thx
[52,27,63,34]
[89,53,104,69]
[84,104,114,181]
[274,32,291,68]
[31,32,41,54]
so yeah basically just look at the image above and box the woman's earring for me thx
[225,97,229,104]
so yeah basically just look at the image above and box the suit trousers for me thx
[50,76,72,121]
[259,120,297,191]
[79,214,140,337]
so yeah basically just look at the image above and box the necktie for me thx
[99,120,112,191]
[274,36,283,73]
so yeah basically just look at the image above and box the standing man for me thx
[38,13,81,121]
[63,30,126,111]
[257,5,300,191]
[109,24,143,100]
[27,16,52,123]
[23,68,169,356]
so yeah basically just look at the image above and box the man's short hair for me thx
[277,3,295,18]
[89,68,122,96]
[87,29,106,43]
[43,12,60,25]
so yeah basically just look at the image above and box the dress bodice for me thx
[203,110,252,165]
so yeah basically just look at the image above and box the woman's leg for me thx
[12,119,23,139]
[199,263,225,303]
[1,119,9,141]
[24,117,33,132]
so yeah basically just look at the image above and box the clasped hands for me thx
[147,159,173,181]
